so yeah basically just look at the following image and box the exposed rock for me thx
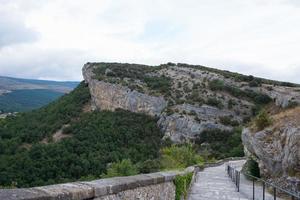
[82,62,300,145]
[260,85,300,108]
[158,104,236,143]
[83,63,167,116]
[158,113,231,143]
[242,107,300,192]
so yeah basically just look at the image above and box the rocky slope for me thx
[82,62,300,143]
[242,107,300,192]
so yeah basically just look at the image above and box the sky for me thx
[0,0,300,83]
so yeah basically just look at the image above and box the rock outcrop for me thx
[242,107,300,192]
[158,104,239,143]
[261,86,300,108]
[83,63,167,116]
[82,62,300,144]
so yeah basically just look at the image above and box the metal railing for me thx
[226,165,300,200]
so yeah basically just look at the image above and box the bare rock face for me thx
[261,86,300,108]
[82,63,167,116]
[158,113,231,143]
[242,107,300,192]
[158,104,237,143]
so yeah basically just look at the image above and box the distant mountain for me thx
[0,76,79,112]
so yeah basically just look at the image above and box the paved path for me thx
[230,161,284,200]
[188,160,249,200]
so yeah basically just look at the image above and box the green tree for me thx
[103,159,138,178]
[160,144,203,170]
[254,110,272,131]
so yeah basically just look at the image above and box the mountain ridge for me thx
[0,76,79,113]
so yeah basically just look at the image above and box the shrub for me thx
[248,80,260,87]
[244,159,260,178]
[103,159,138,178]
[209,79,224,91]
[137,159,161,173]
[254,110,272,131]
[227,99,235,109]
[287,101,299,109]
[160,144,204,170]
[219,116,239,126]
[206,98,224,109]
[174,172,193,200]
[144,76,171,95]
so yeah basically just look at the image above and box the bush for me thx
[209,79,224,91]
[206,98,224,109]
[244,159,260,178]
[103,159,138,178]
[254,110,272,131]
[160,144,204,170]
[144,76,171,95]
[195,127,244,159]
[174,172,193,200]
[137,159,161,173]
[219,116,239,126]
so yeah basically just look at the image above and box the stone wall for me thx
[0,167,198,200]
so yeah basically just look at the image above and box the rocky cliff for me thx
[242,107,300,192]
[83,62,300,143]
[83,63,167,116]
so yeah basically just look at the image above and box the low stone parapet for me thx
[0,167,198,200]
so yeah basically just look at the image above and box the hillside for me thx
[242,106,300,192]
[83,62,300,143]
[0,76,79,113]
[0,62,299,188]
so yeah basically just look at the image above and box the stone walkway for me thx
[188,161,249,200]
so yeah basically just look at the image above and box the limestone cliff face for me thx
[158,104,239,143]
[242,107,300,192]
[82,62,300,144]
[82,63,243,142]
[82,63,167,116]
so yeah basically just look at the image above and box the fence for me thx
[226,165,300,200]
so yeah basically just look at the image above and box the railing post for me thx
[263,182,265,200]
[274,187,276,200]
[237,171,240,192]
[253,178,255,200]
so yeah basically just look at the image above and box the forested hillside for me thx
[0,82,163,187]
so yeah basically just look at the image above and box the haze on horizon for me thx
[0,0,299,83]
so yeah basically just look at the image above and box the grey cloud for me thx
[0,48,91,81]
[0,15,39,48]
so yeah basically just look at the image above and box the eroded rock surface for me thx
[158,104,238,143]
[82,62,300,144]
[242,107,300,192]
[83,63,167,116]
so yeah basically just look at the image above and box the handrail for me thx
[226,164,300,200]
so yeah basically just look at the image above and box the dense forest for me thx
[0,81,245,188]
[0,83,163,187]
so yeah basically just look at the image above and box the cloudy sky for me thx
[0,0,300,83]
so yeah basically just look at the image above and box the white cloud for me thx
[0,0,299,83]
